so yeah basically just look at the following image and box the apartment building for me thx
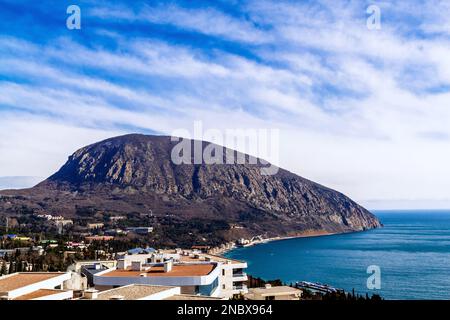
[93,259,222,297]
[161,249,248,298]
[109,248,248,298]
[0,272,74,300]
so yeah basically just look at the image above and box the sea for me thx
[224,210,450,300]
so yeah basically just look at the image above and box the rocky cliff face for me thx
[0,134,381,244]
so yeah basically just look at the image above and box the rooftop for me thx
[96,284,175,300]
[101,263,215,278]
[248,286,302,296]
[0,272,66,292]
[127,247,156,255]
[159,249,245,265]
[13,289,68,300]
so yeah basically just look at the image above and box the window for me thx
[198,277,219,296]
[222,269,225,276]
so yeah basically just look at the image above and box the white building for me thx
[245,284,302,300]
[173,250,248,298]
[104,248,248,299]
[94,259,222,297]
[0,272,74,300]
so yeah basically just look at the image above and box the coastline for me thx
[212,230,337,257]
[214,227,381,257]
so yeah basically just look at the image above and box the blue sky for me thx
[1,0,450,209]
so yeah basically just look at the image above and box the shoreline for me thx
[212,230,336,256]
[215,227,380,257]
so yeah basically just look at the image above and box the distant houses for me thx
[126,227,153,235]
[87,223,104,230]
[2,235,32,242]
[84,236,114,242]
[0,246,44,259]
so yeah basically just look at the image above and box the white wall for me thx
[219,262,248,298]
[34,290,74,300]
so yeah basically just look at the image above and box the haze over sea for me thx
[225,210,450,300]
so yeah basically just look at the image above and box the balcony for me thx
[232,272,246,277]
[232,284,248,293]
[232,272,247,282]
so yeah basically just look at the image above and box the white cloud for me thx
[89,3,270,44]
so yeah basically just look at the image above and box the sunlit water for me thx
[225,210,450,300]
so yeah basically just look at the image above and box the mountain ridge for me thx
[0,134,381,246]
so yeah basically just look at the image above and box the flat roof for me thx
[0,273,66,292]
[248,286,302,296]
[101,264,215,278]
[164,294,223,300]
[179,254,245,265]
[13,289,68,300]
[159,249,245,265]
[97,284,175,300]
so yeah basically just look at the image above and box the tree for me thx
[8,261,14,274]
[0,261,7,275]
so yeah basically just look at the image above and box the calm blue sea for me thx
[224,210,450,300]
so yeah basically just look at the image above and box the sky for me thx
[0,0,450,209]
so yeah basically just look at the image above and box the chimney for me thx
[131,261,142,271]
[117,259,127,270]
[109,295,124,300]
[164,259,173,273]
[84,289,99,300]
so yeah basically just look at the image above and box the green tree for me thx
[8,261,14,274]
[0,261,7,275]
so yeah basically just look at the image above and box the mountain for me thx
[0,134,381,246]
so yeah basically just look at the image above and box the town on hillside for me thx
[0,214,381,301]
